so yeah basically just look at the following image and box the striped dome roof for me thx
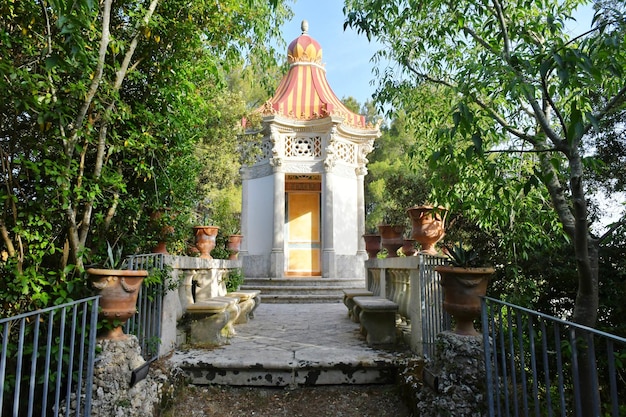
[288,21,323,64]
[259,21,368,129]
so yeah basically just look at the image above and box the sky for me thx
[278,1,596,108]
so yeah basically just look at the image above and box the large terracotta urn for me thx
[363,234,381,259]
[227,234,243,260]
[193,226,220,259]
[435,265,494,336]
[87,268,148,340]
[378,224,405,258]
[407,205,447,255]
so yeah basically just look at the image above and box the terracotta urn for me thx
[401,239,417,256]
[227,234,243,260]
[406,205,447,255]
[435,265,494,336]
[87,268,148,340]
[149,209,175,254]
[363,234,381,259]
[193,226,220,259]
[378,224,405,258]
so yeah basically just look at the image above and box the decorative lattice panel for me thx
[285,135,322,158]
[335,141,356,164]
[256,140,273,162]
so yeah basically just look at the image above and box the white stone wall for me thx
[244,175,274,256]
[332,174,358,255]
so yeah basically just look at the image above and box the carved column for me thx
[239,167,250,258]
[322,125,339,278]
[356,140,374,261]
[356,166,367,259]
[269,127,285,278]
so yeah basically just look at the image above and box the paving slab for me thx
[169,303,411,387]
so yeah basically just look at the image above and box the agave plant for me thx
[443,242,481,268]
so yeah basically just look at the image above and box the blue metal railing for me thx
[126,254,166,363]
[482,297,626,417]
[0,296,99,417]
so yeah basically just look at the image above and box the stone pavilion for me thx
[240,21,380,279]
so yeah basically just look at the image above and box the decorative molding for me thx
[243,164,273,179]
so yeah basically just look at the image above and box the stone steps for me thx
[170,304,409,387]
[241,277,366,303]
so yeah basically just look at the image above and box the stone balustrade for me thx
[144,255,243,355]
[365,255,449,357]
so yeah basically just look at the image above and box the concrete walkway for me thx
[169,303,411,387]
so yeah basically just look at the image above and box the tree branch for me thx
[541,69,568,137]
[461,25,498,55]
[587,83,626,135]
[66,0,112,157]
[598,217,626,245]
[491,0,511,59]
[538,152,576,238]
[485,147,558,154]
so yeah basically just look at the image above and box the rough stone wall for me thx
[401,331,487,417]
[90,336,164,417]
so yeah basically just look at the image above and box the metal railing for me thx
[482,297,626,417]
[0,296,99,417]
[419,254,450,358]
[365,254,450,357]
[126,254,166,363]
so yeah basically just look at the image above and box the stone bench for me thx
[353,296,398,346]
[342,289,374,322]
[225,290,261,324]
[184,297,240,346]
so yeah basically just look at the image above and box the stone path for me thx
[169,303,411,387]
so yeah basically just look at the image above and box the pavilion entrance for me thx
[285,175,321,276]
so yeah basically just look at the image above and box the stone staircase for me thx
[241,277,366,303]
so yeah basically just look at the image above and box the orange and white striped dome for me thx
[259,20,368,129]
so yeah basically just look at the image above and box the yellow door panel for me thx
[287,192,321,276]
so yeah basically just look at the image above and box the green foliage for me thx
[442,242,481,268]
[365,111,431,230]
[0,0,291,312]
[223,268,245,293]
[345,0,626,332]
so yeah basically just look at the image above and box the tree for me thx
[345,0,626,332]
[365,110,431,229]
[0,0,290,313]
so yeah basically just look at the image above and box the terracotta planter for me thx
[435,265,494,336]
[227,234,243,260]
[378,224,405,258]
[407,205,447,255]
[193,226,220,259]
[87,268,148,340]
[363,234,381,259]
[149,210,175,254]
[401,239,417,256]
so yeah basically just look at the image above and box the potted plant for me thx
[362,231,381,259]
[226,228,243,260]
[377,212,407,258]
[86,242,148,340]
[435,242,494,336]
[406,205,447,255]
[192,205,220,259]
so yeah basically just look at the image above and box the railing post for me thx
[409,265,423,356]
[481,297,495,417]
[379,266,386,299]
